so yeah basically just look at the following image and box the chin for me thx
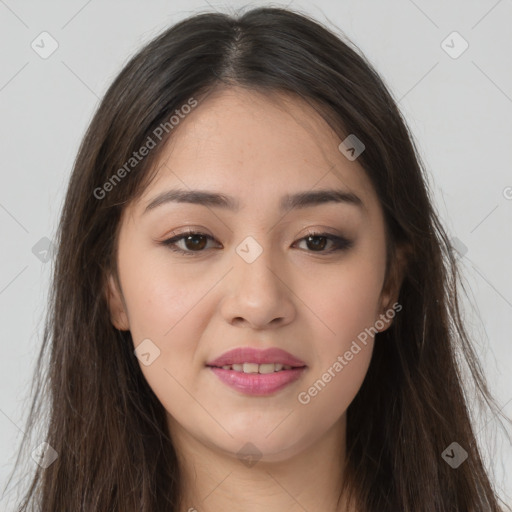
[208,428,309,464]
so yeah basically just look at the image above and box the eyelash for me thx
[160,229,354,256]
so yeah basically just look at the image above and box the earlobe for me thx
[376,296,396,333]
[106,274,130,331]
[376,292,399,333]
[376,243,409,332]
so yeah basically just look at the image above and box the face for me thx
[107,87,400,463]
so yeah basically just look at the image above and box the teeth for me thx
[218,363,297,373]
[243,362,260,373]
[258,363,276,374]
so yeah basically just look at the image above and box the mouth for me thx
[206,346,307,369]
[205,346,308,395]
[206,362,305,373]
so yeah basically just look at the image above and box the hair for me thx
[4,5,511,512]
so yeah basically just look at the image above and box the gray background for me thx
[1,0,511,508]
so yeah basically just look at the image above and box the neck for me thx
[170,414,355,512]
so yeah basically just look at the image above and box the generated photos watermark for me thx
[297,302,402,405]
[93,97,198,200]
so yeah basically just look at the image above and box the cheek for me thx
[295,265,381,416]
[119,244,200,337]
[296,341,373,432]
[295,249,384,412]
[304,254,386,349]
[120,258,209,415]
[116,245,209,400]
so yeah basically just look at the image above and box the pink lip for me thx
[209,366,306,396]
[206,347,306,367]
[206,347,307,396]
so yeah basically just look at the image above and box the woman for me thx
[6,6,511,511]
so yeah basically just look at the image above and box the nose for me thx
[219,242,296,330]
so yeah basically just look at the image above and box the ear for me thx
[376,243,410,333]
[106,273,130,331]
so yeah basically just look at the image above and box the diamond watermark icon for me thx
[338,134,365,161]
[31,441,58,468]
[237,442,262,468]
[236,236,263,264]
[441,31,469,59]
[134,338,161,366]
[32,236,56,263]
[441,442,468,468]
[449,236,468,260]
[31,32,59,59]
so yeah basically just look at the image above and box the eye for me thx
[160,230,218,256]
[293,231,354,253]
[160,229,354,256]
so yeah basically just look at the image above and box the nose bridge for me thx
[234,233,282,295]
[220,233,294,328]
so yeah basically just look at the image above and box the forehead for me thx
[134,87,379,217]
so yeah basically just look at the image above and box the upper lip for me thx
[206,347,307,367]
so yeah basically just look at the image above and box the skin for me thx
[107,86,405,512]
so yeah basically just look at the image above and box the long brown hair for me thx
[4,6,511,511]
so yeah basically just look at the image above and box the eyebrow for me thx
[143,188,364,214]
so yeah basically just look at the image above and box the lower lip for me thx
[208,366,307,396]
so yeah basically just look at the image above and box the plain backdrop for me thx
[1,0,511,508]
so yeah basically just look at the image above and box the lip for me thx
[209,366,307,396]
[206,347,307,368]
[206,347,307,396]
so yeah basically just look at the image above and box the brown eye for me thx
[303,235,328,251]
[181,233,209,251]
[161,231,217,256]
[294,232,354,253]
